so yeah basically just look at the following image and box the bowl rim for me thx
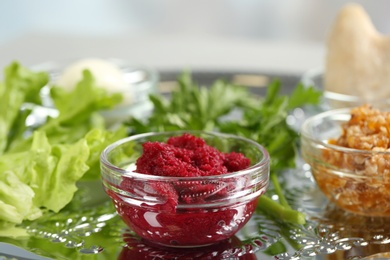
[301,68,390,104]
[301,107,390,155]
[30,58,159,92]
[100,130,270,181]
[28,58,159,123]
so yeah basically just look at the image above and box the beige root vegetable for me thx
[324,3,390,100]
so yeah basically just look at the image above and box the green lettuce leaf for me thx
[0,62,49,153]
[82,126,127,180]
[50,70,123,125]
[0,128,118,237]
[0,131,89,224]
[0,171,38,224]
[0,62,126,238]
[7,69,123,153]
[28,131,90,212]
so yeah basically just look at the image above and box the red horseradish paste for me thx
[112,133,258,247]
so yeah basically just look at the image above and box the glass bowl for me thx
[30,58,159,125]
[300,108,390,217]
[100,130,270,248]
[301,68,390,110]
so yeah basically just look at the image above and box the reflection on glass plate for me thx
[2,163,390,259]
[2,70,390,259]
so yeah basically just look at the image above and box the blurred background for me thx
[0,0,389,73]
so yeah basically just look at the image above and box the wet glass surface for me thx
[2,71,389,260]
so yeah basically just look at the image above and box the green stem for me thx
[270,173,290,209]
[257,195,306,225]
[262,241,287,256]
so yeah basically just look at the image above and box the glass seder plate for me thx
[2,164,390,260]
[1,71,390,260]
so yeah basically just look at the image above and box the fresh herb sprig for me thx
[127,72,321,225]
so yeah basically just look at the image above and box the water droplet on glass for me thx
[66,240,84,248]
[218,220,225,226]
[253,239,263,247]
[79,245,104,254]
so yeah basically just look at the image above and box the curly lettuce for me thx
[0,62,126,237]
[0,62,49,153]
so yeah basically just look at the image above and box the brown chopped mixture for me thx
[333,104,390,151]
[317,104,390,216]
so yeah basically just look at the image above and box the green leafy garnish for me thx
[128,72,250,132]
[0,62,126,237]
[0,62,49,154]
[7,70,123,153]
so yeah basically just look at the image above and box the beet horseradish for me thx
[101,131,270,247]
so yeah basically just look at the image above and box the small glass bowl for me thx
[30,58,159,125]
[100,131,270,248]
[301,108,390,216]
[301,68,390,110]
